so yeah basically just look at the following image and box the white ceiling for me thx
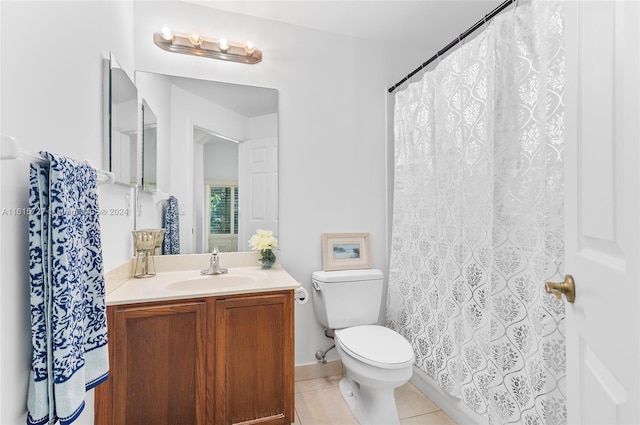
[169,1,504,117]
[183,1,502,49]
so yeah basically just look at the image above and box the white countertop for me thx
[106,258,301,306]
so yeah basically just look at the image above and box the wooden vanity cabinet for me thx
[215,293,294,425]
[97,300,208,424]
[95,290,294,425]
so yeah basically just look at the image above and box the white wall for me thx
[204,140,239,181]
[133,1,424,366]
[0,2,136,423]
[0,0,431,421]
[250,113,278,139]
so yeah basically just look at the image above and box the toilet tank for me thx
[312,269,384,329]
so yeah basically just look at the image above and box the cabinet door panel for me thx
[216,293,294,425]
[113,301,207,425]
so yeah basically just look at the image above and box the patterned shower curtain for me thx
[386,2,565,424]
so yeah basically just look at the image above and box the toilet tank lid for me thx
[312,269,383,282]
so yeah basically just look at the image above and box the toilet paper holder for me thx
[294,286,309,304]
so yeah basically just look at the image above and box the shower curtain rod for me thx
[388,0,517,93]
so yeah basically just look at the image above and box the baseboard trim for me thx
[410,366,488,425]
[295,360,343,382]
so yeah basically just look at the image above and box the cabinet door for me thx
[112,301,207,424]
[215,292,294,425]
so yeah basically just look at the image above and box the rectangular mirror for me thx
[136,72,278,254]
[141,99,157,192]
[103,53,138,186]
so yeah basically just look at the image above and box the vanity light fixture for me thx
[153,29,262,64]
[218,37,229,52]
[188,31,202,47]
[160,25,174,42]
[245,40,255,55]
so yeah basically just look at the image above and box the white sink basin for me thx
[106,259,301,306]
[166,269,268,291]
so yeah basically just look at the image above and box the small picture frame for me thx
[321,233,371,271]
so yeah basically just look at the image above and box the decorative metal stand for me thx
[132,229,165,278]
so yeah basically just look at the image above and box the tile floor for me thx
[293,374,457,425]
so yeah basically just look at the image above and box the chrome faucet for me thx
[201,246,228,275]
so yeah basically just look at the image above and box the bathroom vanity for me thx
[95,254,298,425]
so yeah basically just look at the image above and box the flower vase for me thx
[260,249,276,269]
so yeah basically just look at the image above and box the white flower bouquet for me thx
[249,229,278,268]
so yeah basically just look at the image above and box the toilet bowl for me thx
[335,325,414,425]
[311,270,415,425]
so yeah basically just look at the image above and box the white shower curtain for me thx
[386,2,565,424]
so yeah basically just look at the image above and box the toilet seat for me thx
[335,325,414,370]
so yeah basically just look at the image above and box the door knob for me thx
[545,274,576,303]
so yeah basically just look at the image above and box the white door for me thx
[564,1,640,423]
[238,137,278,251]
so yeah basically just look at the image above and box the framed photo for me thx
[321,233,371,271]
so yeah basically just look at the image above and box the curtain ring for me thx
[458,34,464,48]
[409,71,417,85]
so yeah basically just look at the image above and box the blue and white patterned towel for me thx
[162,195,180,254]
[27,153,109,425]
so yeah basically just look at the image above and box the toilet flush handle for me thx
[312,279,321,291]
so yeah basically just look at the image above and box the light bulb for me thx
[160,25,173,41]
[245,40,255,54]
[218,37,229,52]
[188,31,202,46]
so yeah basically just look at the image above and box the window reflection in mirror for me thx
[207,183,239,252]
[201,130,241,252]
[103,54,138,185]
[141,99,157,192]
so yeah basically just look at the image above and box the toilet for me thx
[312,269,414,425]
